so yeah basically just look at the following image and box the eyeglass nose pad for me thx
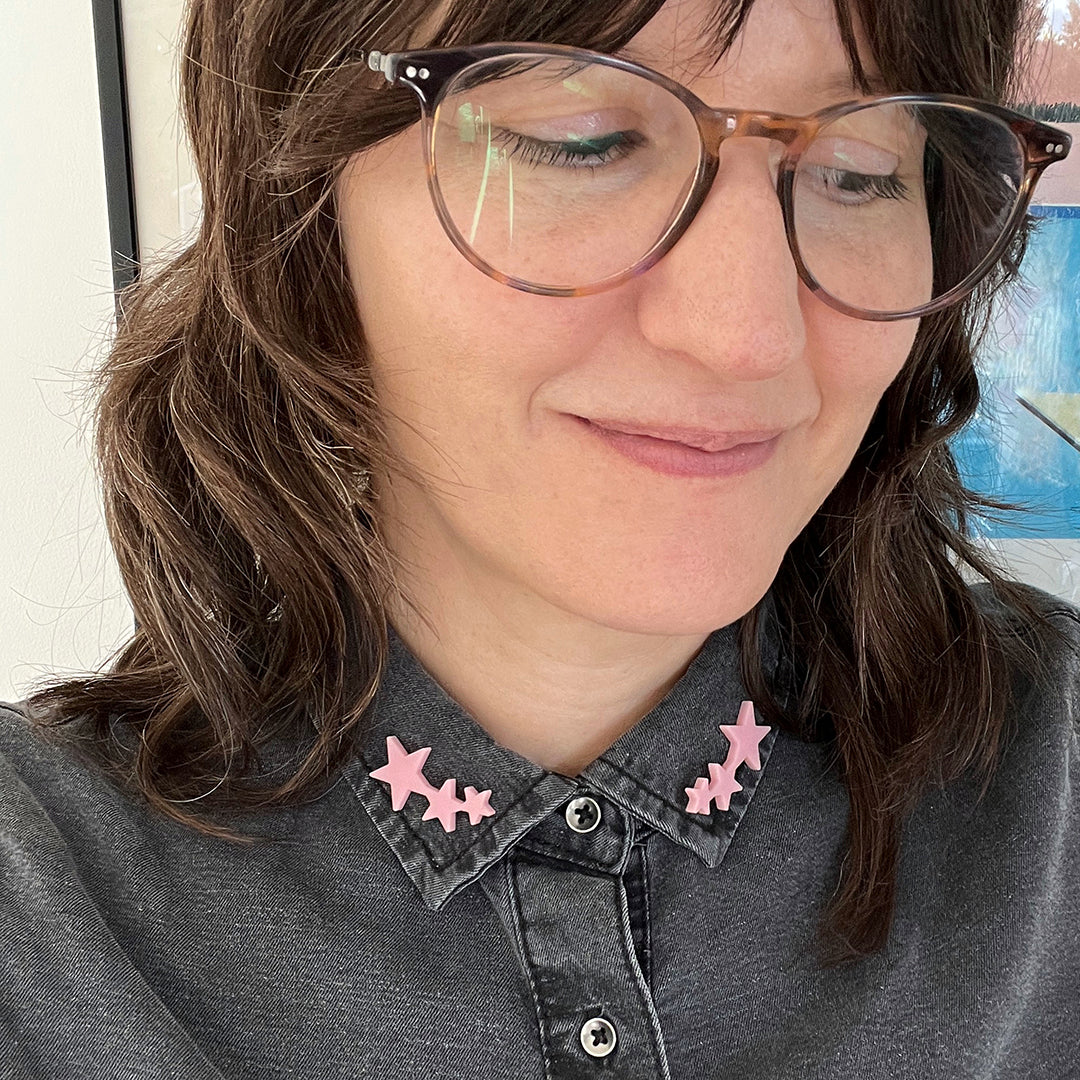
[767,142,784,187]
[711,132,786,192]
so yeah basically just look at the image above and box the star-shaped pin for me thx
[422,778,469,832]
[461,785,496,826]
[718,699,771,772]
[369,736,434,811]
[706,761,743,812]
[685,775,713,815]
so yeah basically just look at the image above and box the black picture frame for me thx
[91,0,140,305]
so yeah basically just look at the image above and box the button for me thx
[565,795,602,833]
[579,1016,617,1058]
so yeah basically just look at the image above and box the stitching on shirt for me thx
[615,870,671,1077]
[514,842,619,876]
[640,839,653,990]
[507,857,555,1077]
[515,826,627,872]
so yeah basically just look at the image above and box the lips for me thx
[580,417,785,453]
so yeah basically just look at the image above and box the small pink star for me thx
[706,760,743,812]
[422,778,469,832]
[718,699,771,772]
[461,785,496,826]
[369,736,435,811]
[685,776,713,815]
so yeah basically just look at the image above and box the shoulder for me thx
[893,583,1080,1031]
[0,700,218,921]
[0,700,135,830]
[967,577,1080,628]
[0,703,242,1076]
[945,583,1080,817]
[898,582,1079,852]
[0,703,138,1001]
[0,700,151,897]
[967,579,1080,730]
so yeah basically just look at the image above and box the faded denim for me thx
[0,583,1077,1079]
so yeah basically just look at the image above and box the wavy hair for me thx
[26,0,1067,967]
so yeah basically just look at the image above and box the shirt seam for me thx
[507,856,555,1079]
[592,755,687,815]
[640,837,653,990]
[515,832,626,874]
[615,868,671,1078]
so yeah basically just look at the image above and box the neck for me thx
[384,570,711,777]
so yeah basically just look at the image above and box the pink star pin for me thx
[422,778,469,832]
[706,761,743,812]
[368,736,497,833]
[461,785,496,826]
[685,776,713,815]
[369,736,435,811]
[684,700,768,816]
[718,699,771,772]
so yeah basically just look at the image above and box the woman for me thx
[2,0,1077,1075]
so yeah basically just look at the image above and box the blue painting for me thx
[949,4,1080,541]
[951,188,1080,539]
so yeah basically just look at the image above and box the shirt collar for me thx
[344,601,786,911]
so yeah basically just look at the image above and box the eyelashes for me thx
[490,127,648,169]
[800,165,911,205]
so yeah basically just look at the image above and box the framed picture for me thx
[950,3,1080,597]
[93,0,197,296]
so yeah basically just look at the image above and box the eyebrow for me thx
[610,46,894,101]
[815,71,894,98]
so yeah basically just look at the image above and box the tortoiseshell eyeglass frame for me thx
[362,41,1072,321]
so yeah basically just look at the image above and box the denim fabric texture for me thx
[0,582,1078,1080]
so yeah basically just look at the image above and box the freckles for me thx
[815,315,919,401]
[870,315,921,374]
[799,316,917,489]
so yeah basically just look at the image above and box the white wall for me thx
[0,0,133,703]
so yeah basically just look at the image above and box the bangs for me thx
[413,0,875,95]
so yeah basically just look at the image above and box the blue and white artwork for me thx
[951,120,1080,538]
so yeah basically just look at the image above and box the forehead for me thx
[620,0,877,109]
[412,0,877,110]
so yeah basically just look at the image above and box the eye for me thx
[800,136,911,205]
[489,126,648,169]
[802,165,910,205]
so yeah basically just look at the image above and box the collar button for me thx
[565,795,602,833]
[579,1016,617,1057]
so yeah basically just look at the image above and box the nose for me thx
[633,138,806,382]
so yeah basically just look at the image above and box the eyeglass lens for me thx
[429,56,1028,316]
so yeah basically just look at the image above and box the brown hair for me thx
[26,0,1067,967]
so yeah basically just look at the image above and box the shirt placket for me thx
[480,795,671,1080]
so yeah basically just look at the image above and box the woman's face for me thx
[336,0,919,639]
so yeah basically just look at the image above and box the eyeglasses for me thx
[363,42,1072,321]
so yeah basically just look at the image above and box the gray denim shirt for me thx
[1,583,1078,1080]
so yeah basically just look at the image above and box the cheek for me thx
[803,305,919,480]
[825,319,915,401]
[336,149,627,470]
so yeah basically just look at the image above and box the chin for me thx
[582,573,778,638]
